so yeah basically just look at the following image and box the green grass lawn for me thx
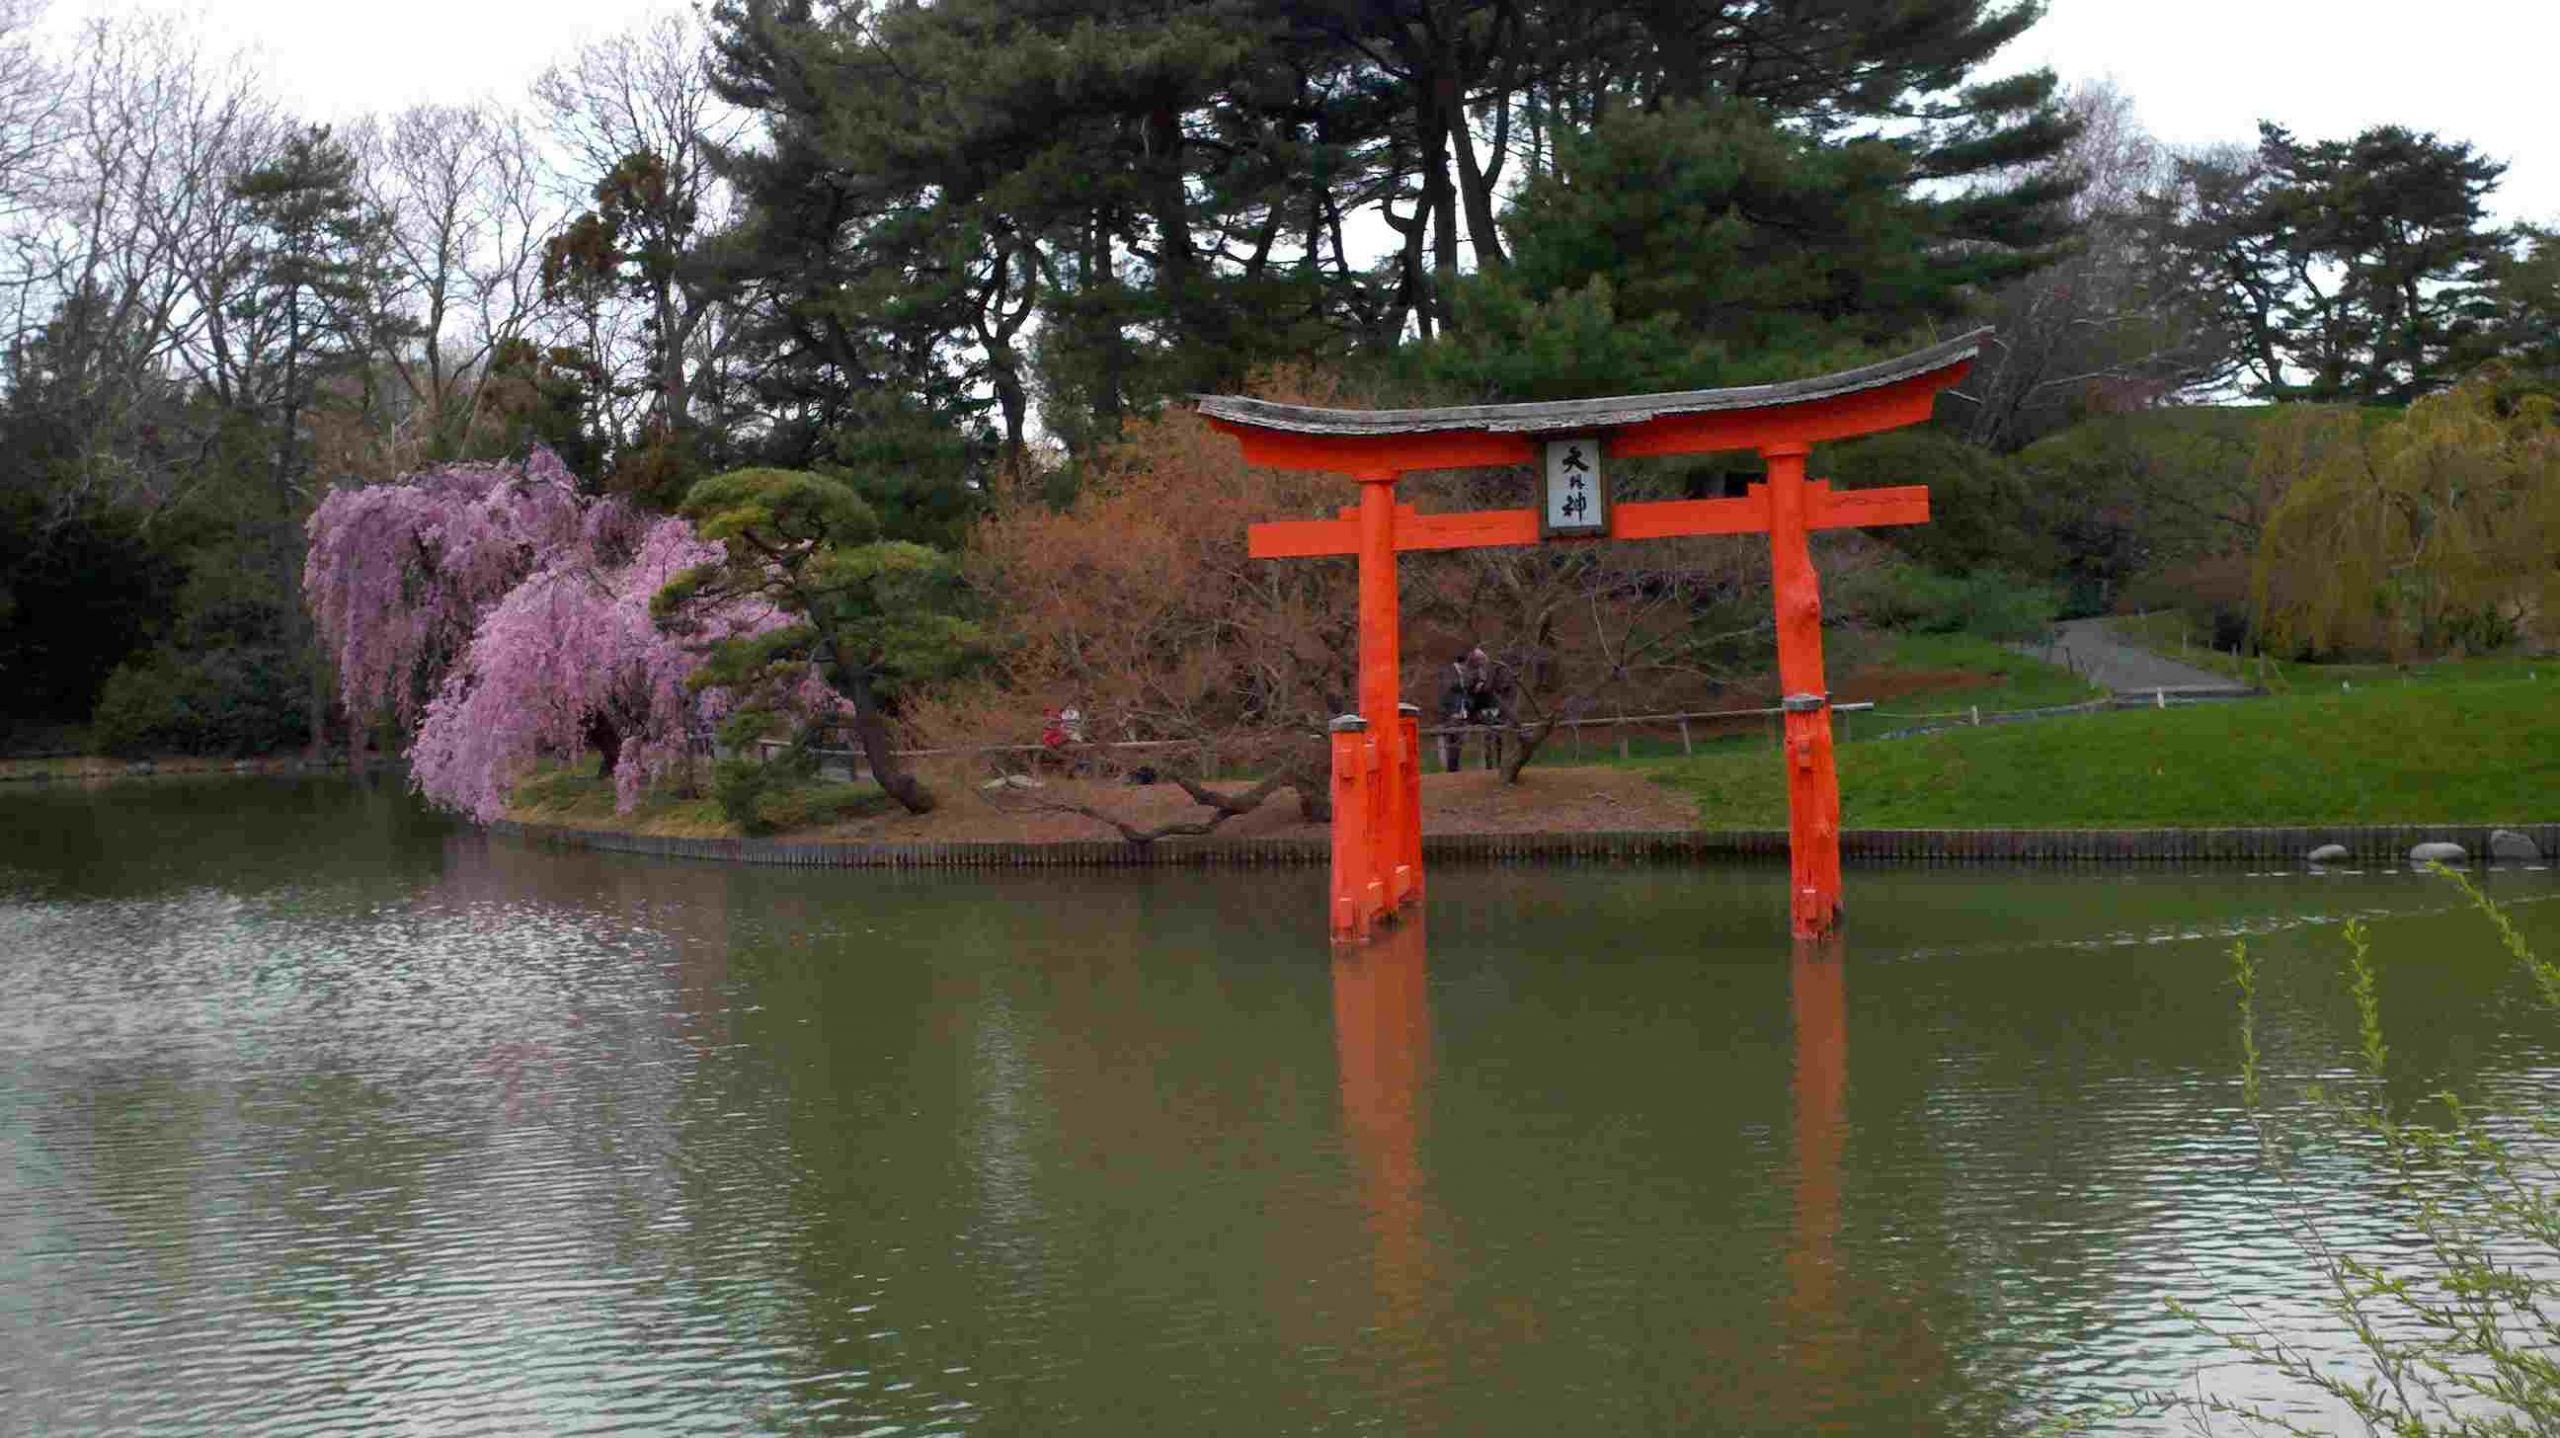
[1641,672,2559,828]
[1569,632,2102,763]
[1841,631,2105,718]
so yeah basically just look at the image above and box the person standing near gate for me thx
[1463,647,1509,771]
[1437,652,1473,771]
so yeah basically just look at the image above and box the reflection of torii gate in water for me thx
[1328,926,1857,1416]
[1199,329,1988,942]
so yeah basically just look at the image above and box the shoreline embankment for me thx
[485,819,2559,871]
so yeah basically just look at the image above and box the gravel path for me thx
[2017,618,2255,696]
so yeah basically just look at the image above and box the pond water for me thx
[3,776,2556,1434]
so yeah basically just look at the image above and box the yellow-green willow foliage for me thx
[2252,379,2560,658]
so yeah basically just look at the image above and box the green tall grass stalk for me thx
[2434,861,2560,1012]
[2170,871,2560,1435]
[2233,936,2264,1113]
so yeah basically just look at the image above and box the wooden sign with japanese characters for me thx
[1542,436,1607,536]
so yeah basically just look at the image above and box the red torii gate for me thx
[1198,328,1987,943]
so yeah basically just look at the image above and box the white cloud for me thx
[39,0,672,118]
[36,0,2560,228]
[2010,0,2560,224]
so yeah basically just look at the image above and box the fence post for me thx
[1679,717,1693,756]
[1617,709,1631,762]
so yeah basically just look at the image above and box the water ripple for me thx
[3,789,2556,1434]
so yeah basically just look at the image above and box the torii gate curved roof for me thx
[1195,327,1991,440]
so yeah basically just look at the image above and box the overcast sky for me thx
[36,0,2560,223]
[2003,0,2558,222]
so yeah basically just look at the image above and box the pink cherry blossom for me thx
[304,450,594,727]
[407,516,739,821]
[308,449,822,821]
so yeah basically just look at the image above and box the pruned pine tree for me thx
[2484,225,2560,384]
[661,466,981,815]
[709,0,1363,466]
[1416,99,2052,402]
[2168,122,2510,404]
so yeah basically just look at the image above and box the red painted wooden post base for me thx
[1205,330,1990,942]
[1328,716,1382,941]
[1396,703,1423,906]
[1327,706,1426,943]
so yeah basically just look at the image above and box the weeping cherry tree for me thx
[306,448,802,821]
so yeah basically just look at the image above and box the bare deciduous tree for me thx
[533,10,744,454]
[1417,533,1766,782]
[1947,82,2233,452]
[913,400,1355,841]
[6,16,274,510]
[355,102,560,461]
[0,0,63,276]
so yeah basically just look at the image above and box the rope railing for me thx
[733,686,2247,774]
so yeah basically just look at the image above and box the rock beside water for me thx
[2409,841,2468,866]
[2306,843,2350,864]
[2488,829,2544,863]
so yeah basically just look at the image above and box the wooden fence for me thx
[751,701,1891,776]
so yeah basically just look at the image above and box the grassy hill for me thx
[1641,667,2557,828]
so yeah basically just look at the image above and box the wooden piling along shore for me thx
[484,820,2560,871]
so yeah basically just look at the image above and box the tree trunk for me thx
[655,274,691,435]
[1446,75,1506,269]
[1387,199,1433,340]
[1498,717,1550,784]
[991,357,1029,481]
[1144,105,1199,347]
[1085,216,1124,438]
[1285,747,1331,821]
[1297,784,1331,822]
[835,665,935,814]
[1421,102,1459,316]
[984,237,1037,478]
[586,712,622,778]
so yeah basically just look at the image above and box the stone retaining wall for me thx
[485,820,2560,870]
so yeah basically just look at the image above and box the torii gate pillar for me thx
[1355,475,1420,915]
[1205,329,1988,944]
[1764,444,1843,936]
[1321,474,1425,940]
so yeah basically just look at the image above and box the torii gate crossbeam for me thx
[1199,329,1988,943]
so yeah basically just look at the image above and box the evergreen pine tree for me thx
[226,124,402,754]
